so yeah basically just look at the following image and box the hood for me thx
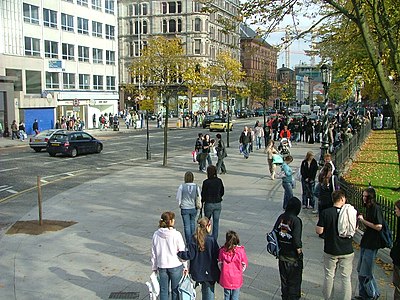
[220,247,238,264]
[285,197,301,216]
[155,227,175,239]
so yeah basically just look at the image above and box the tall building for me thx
[118,0,241,112]
[294,63,323,105]
[0,0,119,134]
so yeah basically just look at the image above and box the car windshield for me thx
[50,134,68,142]
[36,130,54,137]
[213,118,226,123]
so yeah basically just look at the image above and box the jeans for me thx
[201,281,215,300]
[11,131,18,140]
[159,264,183,300]
[256,136,262,149]
[323,252,354,300]
[301,179,315,208]
[181,208,197,243]
[216,157,226,174]
[282,181,293,210]
[279,258,303,300]
[207,153,212,166]
[224,288,240,300]
[199,156,207,171]
[241,143,250,158]
[357,247,380,299]
[204,202,222,241]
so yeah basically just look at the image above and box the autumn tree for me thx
[209,51,245,147]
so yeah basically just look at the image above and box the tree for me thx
[241,0,400,170]
[209,51,245,147]
[129,36,187,166]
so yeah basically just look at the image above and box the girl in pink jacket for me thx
[218,230,248,300]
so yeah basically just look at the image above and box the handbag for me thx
[178,274,196,300]
[191,150,197,162]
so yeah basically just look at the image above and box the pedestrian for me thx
[354,187,384,300]
[390,200,400,300]
[239,126,251,159]
[203,134,214,168]
[176,171,202,243]
[11,120,18,140]
[215,133,227,175]
[151,211,187,300]
[274,196,303,300]
[201,165,224,241]
[218,230,248,300]
[300,151,318,209]
[316,190,354,300]
[92,113,96,129]
[265,140,279,180]
[195,133,204,171]
[280,155,294,210]
[315,163,340,215]
[33,119,39,135]
[18,121,26,141]
[178,217,220,300]
[254,122,265,150]
[248,127,255,152]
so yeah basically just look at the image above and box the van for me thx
[300,104,311,115]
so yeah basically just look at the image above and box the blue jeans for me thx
[224,288,240,300]
[181,208,197,243]
[242,143,250,158]
[204,202,222,241]
[357,247,380,299]
[159,265,183,300]
[207,153,212,166]
[256,136,262,149]
[201,281,215,300]
[282,181,293,210]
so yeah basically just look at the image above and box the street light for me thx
[319,64,332,166]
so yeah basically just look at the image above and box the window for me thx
[26,70,42,94]
[93,75,103,90]
[177,19,182,32]
[162,2,167,14]
[143,20,148,34]
[169,19,176,32]
[23,3,39,24]
[162,20,167,33]
[194,1,201,12]
[6,69,23,91]
[93,48,103,63]
[105,0,114,14]
[78,46,89,62]
[92,21,102,37]
[194,18,201,31]
[24,37,40,56]
[44,40,58,58]
[105,24,115,39]
[77,0,88,6]
[78,17,89,35]
[63,73,75,89]
[62,43,74,60]
[106,76,115,90]
[92,0,101,10]
[61,13,74,31]
[194,39,201,55]
[162,1,182,14]
[43,8,57,28]
[79,74,90,89]
[142,3,148,15]
[46,72,59,89]
[106,50,115,65]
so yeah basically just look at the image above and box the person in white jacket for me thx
[151,211,187,300]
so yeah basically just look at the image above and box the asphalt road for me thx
[0,118,250,234]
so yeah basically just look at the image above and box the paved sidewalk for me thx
[0,140,394,299]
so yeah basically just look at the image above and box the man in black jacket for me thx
[239,126,251,159]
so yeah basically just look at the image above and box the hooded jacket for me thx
[151,227,187,271]
[218,245,248,289]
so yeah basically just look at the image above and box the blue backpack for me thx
[266,229,280,258]
[380,219,393,249]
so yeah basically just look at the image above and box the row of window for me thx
[127,1,204,16]
[46,72,116,90]
[25,37,115,64]
[24,3,115,39]
[62,0,115,13]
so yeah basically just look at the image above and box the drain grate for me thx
[109,292,139,299]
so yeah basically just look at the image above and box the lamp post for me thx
[146,108,151,160]
[319,64,332,166]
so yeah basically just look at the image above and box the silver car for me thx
[29,129,66,152]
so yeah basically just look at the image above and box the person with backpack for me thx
[314,163,339,215]
[316,190,355,299]
[354,187,384,300]
[177,217,220,300]
[390,200,400,299]
[274,196,303,300]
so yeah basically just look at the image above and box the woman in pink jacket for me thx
[218,230,248,300]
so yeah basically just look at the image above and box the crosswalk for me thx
[0,185,18,194]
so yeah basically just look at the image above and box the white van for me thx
[300,104,312,115]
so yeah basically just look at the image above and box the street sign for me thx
[73,99,79,107]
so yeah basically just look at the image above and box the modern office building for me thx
[0,0,119,134]
[117,0,241,112]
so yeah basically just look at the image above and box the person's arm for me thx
[358,215,382,231]
[176,184,183,207]
[220,180,225,198]
[316,225,324,235]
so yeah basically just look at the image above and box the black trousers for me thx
[279,258,303,300]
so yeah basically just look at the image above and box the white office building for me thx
[0,0,118,134]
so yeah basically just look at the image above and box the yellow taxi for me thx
[209,118,233,132]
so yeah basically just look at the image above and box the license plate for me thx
[35,139,41,142]
[51,143,60,146]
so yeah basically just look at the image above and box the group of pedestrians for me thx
[195,133,227,175]
[152,166,249,300]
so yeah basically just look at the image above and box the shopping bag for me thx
[178,274,196,300]
[191,150,197,162]
[145,271,160,300]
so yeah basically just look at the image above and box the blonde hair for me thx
[305,151,314,161]
[194,217,210,251]
[184,171,194,183]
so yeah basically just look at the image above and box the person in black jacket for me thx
[300,151,318,209]
[390,200,400,299]
[274,196,303,300]
[178,217,220,300]
[201,165,224,241]
[239,126,251,159]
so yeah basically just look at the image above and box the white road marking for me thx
[0,186,13,192]
[6,190,18,194]
[0,167,19,173]
[0,155,39,162]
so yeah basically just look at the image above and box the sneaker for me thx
[302,205,307,209]
[312,210,318,214]
[307,206,313,209]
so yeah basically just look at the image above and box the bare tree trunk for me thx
[163,97,169,166]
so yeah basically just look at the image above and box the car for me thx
[29,129,67,152]
[237,109,253,118]
[46,131,103,157]
[209,118,233,132]
[202,115,218,128]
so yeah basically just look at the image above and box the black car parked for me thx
[46,131,103,157]
[202,115,218,128]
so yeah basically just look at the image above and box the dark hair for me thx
[284,155,293,163]
[285,197,301,215]
[224,230,240,252]
[194,217,210,251]
[363,187,376,206]
[216,134,222,139]
[319,163,333,185]
[332,190,345,203]
[198,133,203,138]
[159,211,175,228]
[207,165,217,179]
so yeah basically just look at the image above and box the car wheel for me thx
[96,144,102,153]
[70,148,78,157]
[48,152,56,157]
[34,148,41,152]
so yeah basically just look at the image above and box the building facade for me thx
[294,63,323,106]
[0,0,119,134]
[118,0,241,113]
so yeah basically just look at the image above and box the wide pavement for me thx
[0,127,394,299]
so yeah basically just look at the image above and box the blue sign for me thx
[49,60,62,69]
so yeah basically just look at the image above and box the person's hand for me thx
[358,214,364,222]
[183,268,189,275]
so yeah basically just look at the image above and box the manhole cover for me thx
[109,292,139,299]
